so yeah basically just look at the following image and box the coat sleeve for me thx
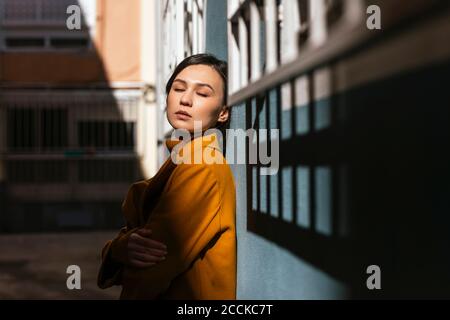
[120,163,222,299]
[97,226,138,289]
[97,181,146,289]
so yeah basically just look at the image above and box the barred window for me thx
[49,37,89,49]
[41,109,68,150]
[5,37,45,48]
[7,108,68,152]
[7,108,37,151]
[298,1,310,47]
[78,121,107,149]
[108,122,135,150]
[77,121,135,150]
[1,0,95,51]
[3,0,37,21]
[2,0,85,23]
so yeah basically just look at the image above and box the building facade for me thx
[0,0,159,231]
[0,0,449,299]
[154,0,450,299]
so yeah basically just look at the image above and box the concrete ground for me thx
[0,231,122,299]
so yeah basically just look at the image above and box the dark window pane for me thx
[298,1,310,46]
[50,38,89,49]
[108,121,135,150]
[7,108,37,151]
[5,38,45,48]
[78,121,107,148]
[41,109,68,150]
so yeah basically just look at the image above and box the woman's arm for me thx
[120,163,222,299]
[97,178,167,289]
[97,226,137,289]
[127,228,168,267]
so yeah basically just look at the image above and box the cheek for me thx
[193,100,215,118]
[166,93,176,110]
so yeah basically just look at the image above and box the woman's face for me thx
[166,64,229,133]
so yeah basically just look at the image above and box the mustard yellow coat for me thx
[97,132,237,299]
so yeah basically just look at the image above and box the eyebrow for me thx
[173,78,215,93]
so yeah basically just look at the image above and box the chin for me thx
[169,118,193,132]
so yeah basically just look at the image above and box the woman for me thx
[97,54,236,300]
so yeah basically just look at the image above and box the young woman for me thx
[97,54,236,300]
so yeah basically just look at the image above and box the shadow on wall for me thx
[245,53,450,298]
[0,0,145,233]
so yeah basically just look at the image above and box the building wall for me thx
[155,0,450,299]
[204,0,227,61]
[227,0,450,299]
[0,0,101,83]
[0,0,143,84]
[154,0,349,299]
[95,0,142,82]
[0,52,106,83]
[155,0,208,162]
[0,0,159,232]
[138,0,158,179]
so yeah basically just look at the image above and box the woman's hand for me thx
[127,228,168,268]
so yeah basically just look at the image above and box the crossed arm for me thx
[97,163,222,298]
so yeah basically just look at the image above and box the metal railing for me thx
[0,90,143,184]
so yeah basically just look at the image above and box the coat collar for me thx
[165,131,223,165]
[165,131,221,152]
[128,131,222,225]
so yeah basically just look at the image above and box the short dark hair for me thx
[165,54,230,134]
[165,53,227,105]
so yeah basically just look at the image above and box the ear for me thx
[217,106,229,123]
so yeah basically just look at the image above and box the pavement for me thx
[0,231,122,299]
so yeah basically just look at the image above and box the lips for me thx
[175,110,192,118]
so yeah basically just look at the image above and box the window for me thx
[3,35,91,51]
[5,37,45,48]
[3,0,38,21]
[78,121,107,149]
[49,37,89,49]
[228,0,363,104]
[0,0,96,51]
[296,0,345,52]
[2,0,85,24]
[41,0,80,22]
[297,1,310,47]
[7,108,37,151]
[7,108,68,152]
[41,109,68,150]
[108,122,135,150]
[78,121,135,151]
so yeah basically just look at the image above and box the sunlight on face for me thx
[166,64,228,133]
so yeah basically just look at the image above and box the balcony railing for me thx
[0,0,90,27]
[0,89,144,185]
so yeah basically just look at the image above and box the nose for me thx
[180,90,193,107]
